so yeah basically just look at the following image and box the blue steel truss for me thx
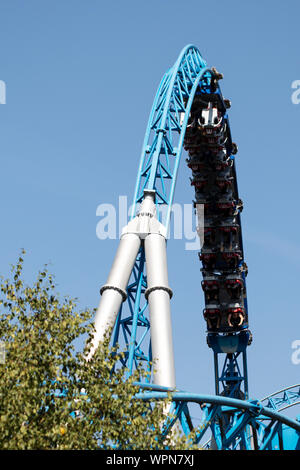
[106,45,300,449]
[113,44,248,393]
[261,385,300,412]
[134,385,300,450]
[131,46,209,226]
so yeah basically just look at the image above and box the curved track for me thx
[261,385,300,412]
[134,383,300,450]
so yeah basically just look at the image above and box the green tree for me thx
[0,252,197,450]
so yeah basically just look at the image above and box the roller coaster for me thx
[90,45,300,450]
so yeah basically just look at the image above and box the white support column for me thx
[86,232,141,360]
[88,189,176,391]
[145,233,176,388]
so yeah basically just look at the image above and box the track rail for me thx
[134,384,300,450]
[261,384,300,412]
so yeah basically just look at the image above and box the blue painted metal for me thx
[134,388,300,450]
[111,248,151,379]
[131,45,209,225]
[112,45,249,393]
[214,351,249,399]
[105,45,299,449]
[261,385,300,412]
[112,45,212,378]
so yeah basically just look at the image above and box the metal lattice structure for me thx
[91,45,300,450]
[135,386,300,450]
[261,385,300,412]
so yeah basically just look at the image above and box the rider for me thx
[203,307,221,330]
[227,308,244,329]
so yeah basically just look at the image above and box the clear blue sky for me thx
[0,1,299,410]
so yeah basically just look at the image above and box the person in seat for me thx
[225,278,243,300]
[220,225,239,251]
[203,228,216,250]
[227,307,245,329]
[199,252,217,270]
[215,175,233,194]
[203,307,221,330]
[222,251,242,269]
[201,279,219,302]
[191,176,208,190]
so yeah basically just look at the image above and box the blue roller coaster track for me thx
[101,45,300,450]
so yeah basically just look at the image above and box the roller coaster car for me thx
[225,275,244,300]
[203,305,221,331]
[201,278,220,303]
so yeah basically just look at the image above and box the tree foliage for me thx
[0,252,197,450]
